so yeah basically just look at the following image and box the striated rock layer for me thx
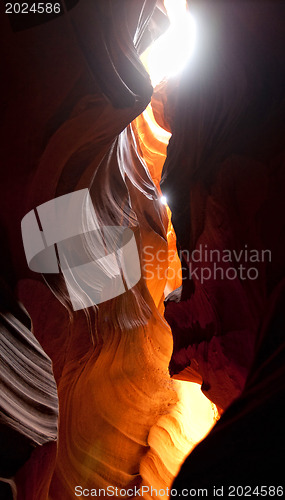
[0,278,58,500]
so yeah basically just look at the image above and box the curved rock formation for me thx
[1,1,211,498]
[172,281,285,491]
[0,278,58,498]
[1,0,284,498]
[163,1,285,409]
[160,0,285,489]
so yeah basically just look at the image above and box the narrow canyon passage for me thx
[0,1,285,499]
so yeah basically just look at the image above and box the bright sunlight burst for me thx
[142,0,197,87]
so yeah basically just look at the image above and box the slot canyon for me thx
[1,1,285,499]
